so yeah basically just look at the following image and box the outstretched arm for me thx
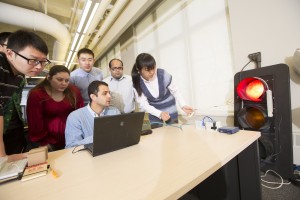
[182,105,194,115]
[168,82,194,115]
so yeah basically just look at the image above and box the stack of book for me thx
[21,162,48,182]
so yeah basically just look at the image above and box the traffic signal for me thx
[234,64,293,179]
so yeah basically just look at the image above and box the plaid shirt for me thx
[0,52,25,134]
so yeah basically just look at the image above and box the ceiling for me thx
[0,0,124,69]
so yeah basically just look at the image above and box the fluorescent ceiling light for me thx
[66,51,73,63]
[70,51,77,63]
[83,2,100,33]
[75,35,85,52]
[70,33,80,51]
[77,0,92,33]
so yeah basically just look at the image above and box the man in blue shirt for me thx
[65,81,120,148]
[70,48,103,105]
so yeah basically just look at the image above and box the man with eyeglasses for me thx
[70,48,103,105]
[103,58,135,113]
[0,30,49,160]
[0,32,11,53]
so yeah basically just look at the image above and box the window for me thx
[135,0,234,116]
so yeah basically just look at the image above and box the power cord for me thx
[261,170,291,189]
[201,116,215,126]
[150,122,183,130]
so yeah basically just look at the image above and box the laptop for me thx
[85,112,145,157]
[0,158,27,183]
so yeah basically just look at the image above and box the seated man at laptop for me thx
[65,81,120,148]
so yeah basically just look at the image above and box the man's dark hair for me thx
[0,32,12,44]
[109,58,123,68]
[88,81,108,102]
[7,30,48,55]
[77,48,94,58]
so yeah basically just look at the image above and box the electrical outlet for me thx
[248,52,261,62]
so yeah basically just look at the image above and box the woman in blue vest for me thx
[132,53,193,128]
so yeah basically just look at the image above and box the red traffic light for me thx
[234,64,293,179]
[237,78,265,101]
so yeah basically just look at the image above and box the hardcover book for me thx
[21,162,48,182]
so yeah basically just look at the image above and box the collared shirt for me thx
[65,104,120,148]
[103,74,135,113]
[70,67,103,105]
[87,103,116,117]
[134,68,186,119]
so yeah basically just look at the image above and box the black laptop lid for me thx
[91,112,145,157]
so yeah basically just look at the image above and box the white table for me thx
[0,125,261,200]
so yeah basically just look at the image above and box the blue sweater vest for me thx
[140,68,178,124]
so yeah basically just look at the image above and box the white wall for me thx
[227,0,300,164]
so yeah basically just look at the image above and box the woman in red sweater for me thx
[26,65,84,151]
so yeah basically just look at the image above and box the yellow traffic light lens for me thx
[245,107,266,129]
[237,106,268,130]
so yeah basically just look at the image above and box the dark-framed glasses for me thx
[111,67,123,71]
[12,50,51,67]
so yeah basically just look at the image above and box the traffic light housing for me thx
[234,64,293,179]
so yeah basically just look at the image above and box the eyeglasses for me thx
[12,50,51,67]
[111,67,123,71]
[0,43,7,47]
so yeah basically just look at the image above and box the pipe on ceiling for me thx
[0,2,70,63]
[89,0,130,50]
[79,0,112,50]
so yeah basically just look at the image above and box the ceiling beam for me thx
[93,0,159,60]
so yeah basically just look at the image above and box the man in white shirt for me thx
[70,48,103,105]
[103,59,135,113]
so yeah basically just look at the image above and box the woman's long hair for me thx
[131,53,156,96]
[30,65,77,108]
